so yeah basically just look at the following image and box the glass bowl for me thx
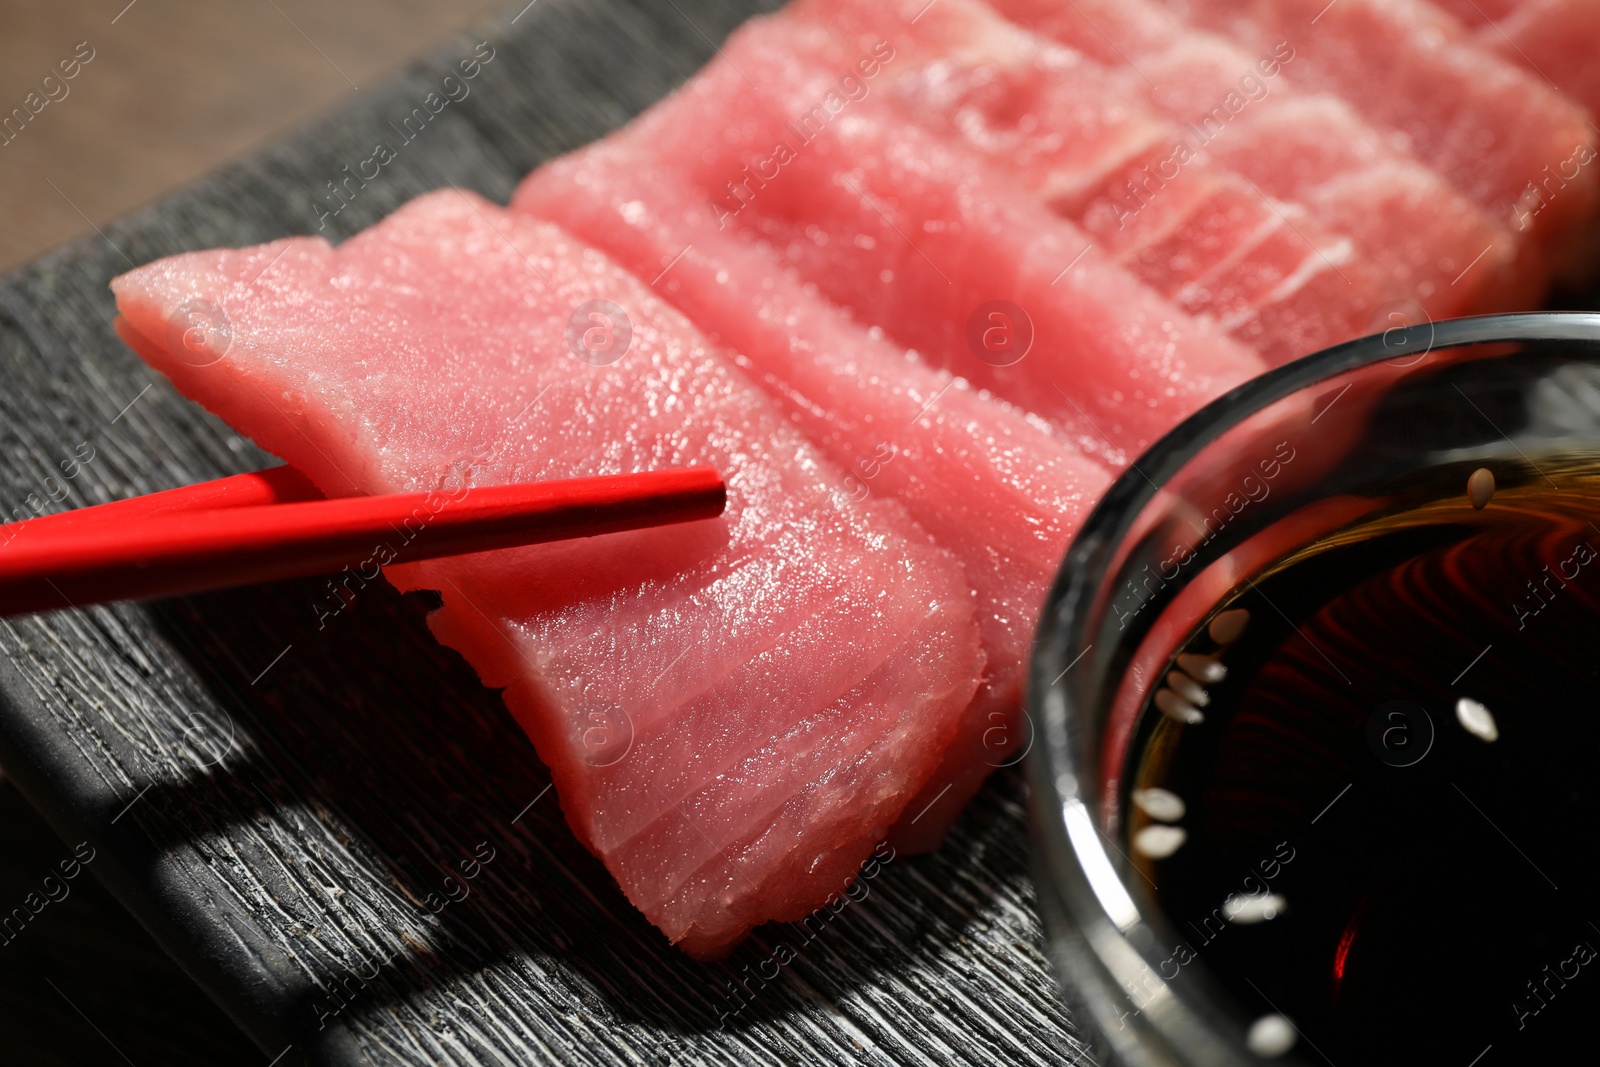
[1027,312,1600,1066]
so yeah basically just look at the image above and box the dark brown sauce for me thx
[1129,464,1600,1063]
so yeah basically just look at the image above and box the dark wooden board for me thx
[0,1,1091,1064]
[0,778,258,1064]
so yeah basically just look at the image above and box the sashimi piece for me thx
[110,190,987,958]
[1082,156,1285,284]
[1150,0,1599,252]
[1067,142,1388,362]
[987,0,1525,317]
[793,0,1388,362]
[790,0,1175,216]
[515,140,1115,849]
[1083,152,1387,363]
[1129,38,1526,310]
[1084,150,1389,364]
[984,0,1181,61]
[1434,0,1522,19]
[623,12,1268,468]
[788,0,1160,222]
[1203,242,1373,363]
[815,0,1175,213]
[1460,0,1600,124]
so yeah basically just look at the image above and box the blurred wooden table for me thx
[0,0,503,273]
[0,2,501,1061]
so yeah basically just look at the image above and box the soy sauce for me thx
[1127,461,1600,1063]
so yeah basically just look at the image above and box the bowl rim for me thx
[1024,310,1600,1065]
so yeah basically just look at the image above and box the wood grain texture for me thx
[0,1,1093,1064]
[0,779,258,1065]
[0,0,508,272]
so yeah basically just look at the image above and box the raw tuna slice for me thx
[619,13,1267,468]
[986,0,1526,318]
[1433,0,1522,19]
[809,0,1175,214]
[1081,154,1384,364]
[984,0,1180,59]
[110,190,988,958]
[1128,37,1525,309]
[1150,0,1599,254]
[1454,0,1600,124]
[792,0,1388,362]
[792,0,1173,216]
[516,143,1114,849]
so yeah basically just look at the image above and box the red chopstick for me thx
[0,466,725,617]
[19,465,324,533]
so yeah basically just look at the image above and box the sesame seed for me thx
[1166,670,1209,707]
[1456,697,1499,742]
[1155,688,1206,725]
[1468,467,1495,509]
[1133,824,1187,859]
[1208,608,1251,645]
[1225,893,1288,924]
[1177,653,1227,684]
[1246,1014,1297,1058]
[1132,787,1186,823]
